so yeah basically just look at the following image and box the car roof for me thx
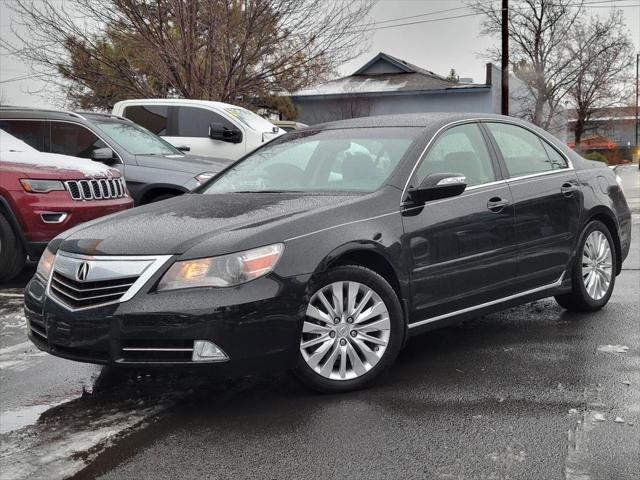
[114,98,239,111]
[0,106,129,123]
[310,112,523,130]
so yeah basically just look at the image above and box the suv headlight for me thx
[20,179,65,193]
[36,249,56,281]
[157,243,284,291]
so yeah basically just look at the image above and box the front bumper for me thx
[24,272,310,377]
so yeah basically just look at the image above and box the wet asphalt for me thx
[0,165,638,480]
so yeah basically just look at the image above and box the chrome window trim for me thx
[46,251,173,311]
[408,273,564,329]
[400,117,575,202]
[503,167,575,184]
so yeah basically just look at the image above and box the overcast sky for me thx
[1,0,639,109]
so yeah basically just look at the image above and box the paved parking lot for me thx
[1,165,638,480]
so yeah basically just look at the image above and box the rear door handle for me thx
[561,183,579,197]
[487,197,510,213]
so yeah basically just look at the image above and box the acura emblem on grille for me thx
[76,262,91,281]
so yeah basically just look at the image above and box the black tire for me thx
[555,220,617,312]
[294,265,405,393]
[0,214,26,283]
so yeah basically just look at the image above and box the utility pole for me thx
[501,0,509,116]
[635,53,639,149]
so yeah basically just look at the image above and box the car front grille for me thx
[50,271,139,310]
[65,178,126,201]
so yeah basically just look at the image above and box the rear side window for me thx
[486,123,568,177]
[50,122,107,159]
[122,105,169,135]
[415,123,496,187]
[0,120,47,151]
[175,106,235,137]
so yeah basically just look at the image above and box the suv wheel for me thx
[555,220,616,312]
[295,265,404,392]
[0,214,26,283]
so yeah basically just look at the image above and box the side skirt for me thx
[407,275,568,337]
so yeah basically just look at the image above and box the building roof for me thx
[291,52,488,98]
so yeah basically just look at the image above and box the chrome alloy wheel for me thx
[582,230,613,301]
[301,281,391,381]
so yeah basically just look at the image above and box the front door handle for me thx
[561,183,579,197]
[487,197,510,213]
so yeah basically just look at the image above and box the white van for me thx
[112,99,284,160]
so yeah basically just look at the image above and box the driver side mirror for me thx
[408,172,467,203]
[91,147,116,164]
[209,123,243,144]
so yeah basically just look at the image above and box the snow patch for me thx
[597,344,630,354]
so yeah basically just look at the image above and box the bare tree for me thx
[470,0,585,129]
[4,0,374,114]
[568,10,635,148]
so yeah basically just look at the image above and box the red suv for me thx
[0,130,133,281]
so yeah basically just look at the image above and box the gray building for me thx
[290,52,515,125]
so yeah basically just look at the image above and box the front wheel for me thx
[555,220,616,312]
[295,265,404,393]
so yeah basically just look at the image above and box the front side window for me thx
[94,121,182,156]
[122,105,169,135]
[50,122,106,158]
[414,123,496,187]
[176,106,235,137]
[485,122,568,177]
[0,120,47,151]
[201,127,420,194]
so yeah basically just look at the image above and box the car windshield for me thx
[223,107,278,132]
[201,127,420,194]
[94,121,182,156]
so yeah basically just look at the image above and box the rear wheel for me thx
[555,220,616,312]
[0,214,26,283]
[295,265,404,392]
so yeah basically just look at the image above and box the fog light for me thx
[192,340,228,362]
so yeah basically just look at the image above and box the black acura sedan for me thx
[24,113,631,392]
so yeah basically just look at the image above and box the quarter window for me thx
[175,106,235,138]
[50,122,107,159]
[485,122,568,177]
[122,105,169,135]
[415,123,496,187]
[0,120,47,151]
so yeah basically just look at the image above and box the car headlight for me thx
[195,172,216,184]
[157,243,284,291]
[20,179,65,193]
[36,249,56,281]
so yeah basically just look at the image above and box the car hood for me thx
[135,154,232,174]
[56,192,386,257]
[1,151,120,178]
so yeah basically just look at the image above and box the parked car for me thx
[0,130,132,282]
[25,113,631,392]
[272,120,308,132]
[0,107,232,205]
[113,99,284,159]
